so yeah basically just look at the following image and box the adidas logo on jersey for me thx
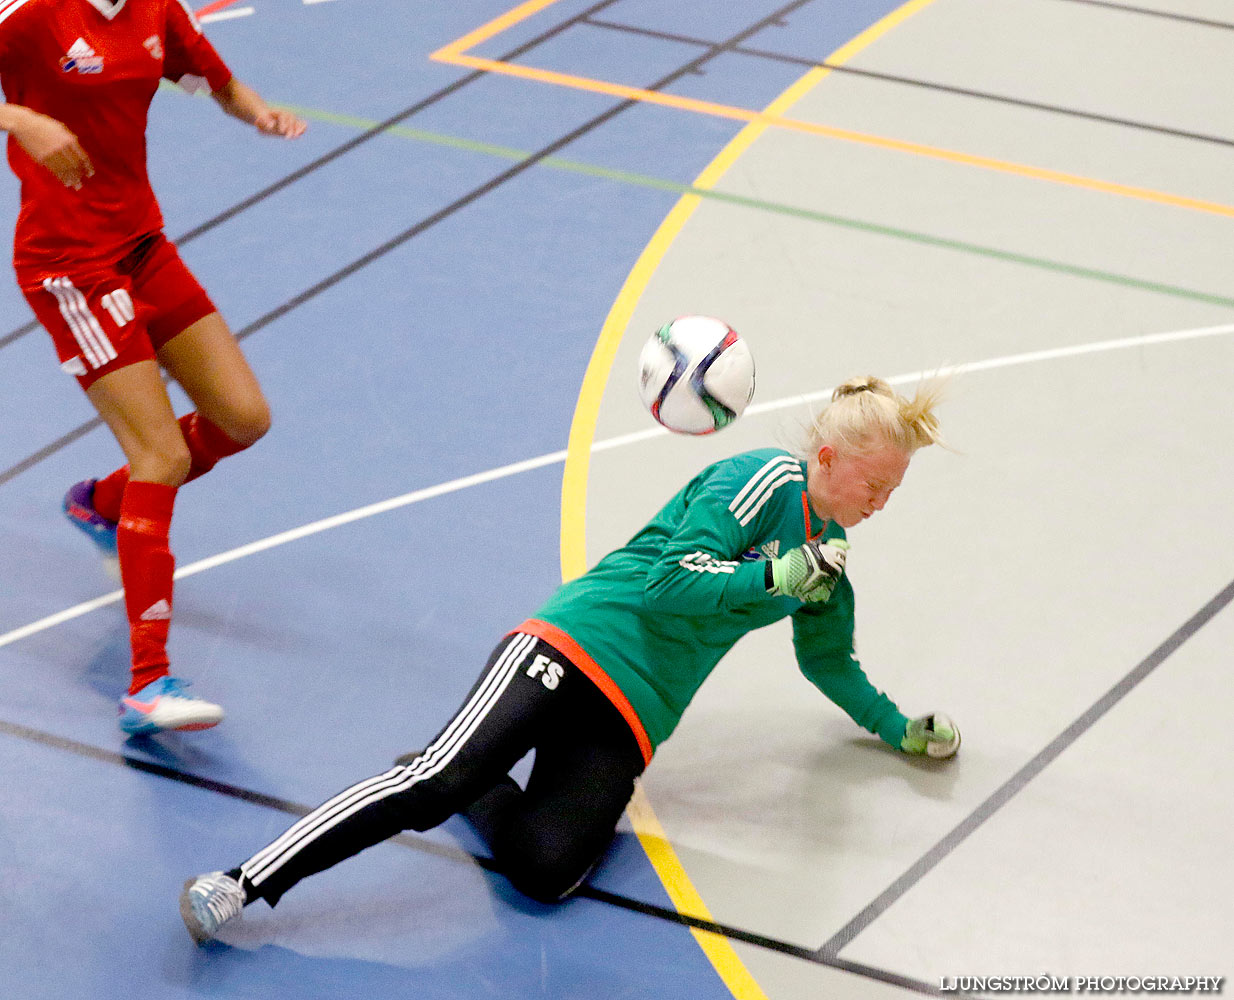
[143,35,163,61]
[61,38,104,75]
[140,599,172,622]
[741,539,783,562]
[740,538,779,560]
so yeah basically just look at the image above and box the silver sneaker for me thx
[180,871,246,945]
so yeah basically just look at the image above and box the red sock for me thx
[91,464,129,524]
[118,480,178,695]
[92,413,248,523]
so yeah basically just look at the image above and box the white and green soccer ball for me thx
[637,315,756,435]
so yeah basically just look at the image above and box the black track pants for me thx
[239,632,646,905]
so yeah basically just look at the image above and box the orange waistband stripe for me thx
[513,618,654,766]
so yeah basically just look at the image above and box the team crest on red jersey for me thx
[143,35,164,61]
[60,38,104,74]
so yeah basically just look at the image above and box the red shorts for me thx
[19,233,217,390]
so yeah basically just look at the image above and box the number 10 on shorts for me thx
[101,287,135,327]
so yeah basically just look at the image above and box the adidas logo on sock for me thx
[140,599,172,622]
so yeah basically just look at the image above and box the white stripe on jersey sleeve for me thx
[729,456,795,516]
[170,0,204,33]
[733,467,805,527]
[678,552,738,575]
[729,457,804,526]
[0,0,37,26]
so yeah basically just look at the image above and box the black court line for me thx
[583,17,1234,149]
[1049,0,1234,31]
[0,715,951,997]
[1,319,49,352]
[0,0,628,353]
[820,575,1234,958]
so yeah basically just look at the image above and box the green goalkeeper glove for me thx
[901,713,961,758]
[766,537,850,603]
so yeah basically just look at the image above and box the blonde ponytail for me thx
[802,375,948,456]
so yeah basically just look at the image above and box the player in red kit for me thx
[0,0,306,736]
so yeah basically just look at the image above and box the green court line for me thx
[275,100,1234,311]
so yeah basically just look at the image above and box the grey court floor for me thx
[584,0,1234,994]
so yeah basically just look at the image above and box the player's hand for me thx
[767,537,849,603]
[254,107,306,139]
[10,109,94,189]
[901,713,961,758]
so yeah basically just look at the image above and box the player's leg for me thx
[179,632,564,943]
[155,310,271,455]
[22,267,222,732]
[85,361,222,733]
[90,238,269,520]
[86,359,188,483]
[463,668,645,903]
[148,234,269,466]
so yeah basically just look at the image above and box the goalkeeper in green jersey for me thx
[180,375,961,944]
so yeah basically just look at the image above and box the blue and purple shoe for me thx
[63,479,120,578]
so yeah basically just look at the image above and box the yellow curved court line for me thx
[556,3,938,997]
[433,0,563,59]
[434,0,1234,220]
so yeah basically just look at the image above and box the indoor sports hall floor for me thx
[1,0,1231,997]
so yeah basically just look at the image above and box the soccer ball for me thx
[637,316,755,435]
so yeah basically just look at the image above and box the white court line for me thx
[594,319,1234,451]
[0,449,563,650]
[2,319,1233,651]
[200,7,255,23]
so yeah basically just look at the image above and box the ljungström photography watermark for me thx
[938,976,1225,995]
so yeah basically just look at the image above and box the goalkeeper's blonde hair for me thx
[800,375,947,457]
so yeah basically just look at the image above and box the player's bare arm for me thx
[210,79,306,139]
[0,103,94,189]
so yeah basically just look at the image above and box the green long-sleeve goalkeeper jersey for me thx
[519,448,909,761]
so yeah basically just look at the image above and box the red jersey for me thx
[0,0,232,278]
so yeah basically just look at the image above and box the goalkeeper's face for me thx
[808,441,911,528]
